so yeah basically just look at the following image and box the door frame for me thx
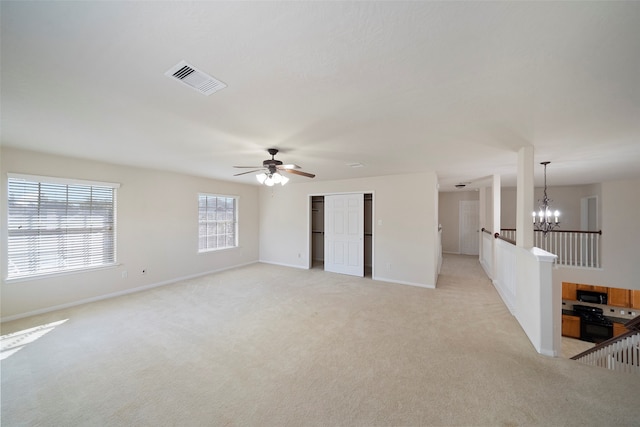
[307,191,375,278]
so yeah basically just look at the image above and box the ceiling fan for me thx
[233,148,316,186]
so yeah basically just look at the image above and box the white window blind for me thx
[7,175,117,280]
[198,194,237,252]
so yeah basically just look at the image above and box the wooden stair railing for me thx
[483,227,515,245]
[571,316,640,373]
[499,228,602,268]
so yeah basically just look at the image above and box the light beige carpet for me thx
[1,254,638,426]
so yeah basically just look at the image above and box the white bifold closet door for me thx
[324,193,364,277]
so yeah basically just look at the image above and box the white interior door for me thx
[324,193,364,277]
[459,200,479,255]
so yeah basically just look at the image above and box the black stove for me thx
[572,305,612,324]
[572,304,613,343]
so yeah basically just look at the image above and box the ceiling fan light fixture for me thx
[233,148,315,186]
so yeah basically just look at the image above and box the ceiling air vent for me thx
[165,60,227,96]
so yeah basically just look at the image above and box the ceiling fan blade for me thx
[278,164,301,170]
[284,169,315,178]
[233,166,262,168]
[233,169,263,176]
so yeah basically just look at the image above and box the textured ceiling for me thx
[1,1,639,190]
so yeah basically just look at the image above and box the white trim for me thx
[539,348,558,358]
[555,265,604,272]
[258,259,308,270]
[530,247,557,263]
[8,173,120,188]
[0,261,258,323]
[4,263,120,284]
[197,193,239,253]
[373,275,435,289]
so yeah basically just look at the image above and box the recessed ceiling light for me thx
[165,60,227,96]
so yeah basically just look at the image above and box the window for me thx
[7,174,118,280]
[198,194,238,252]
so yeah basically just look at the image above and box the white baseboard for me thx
[1,261,259,323]
[373,275,436,289]
[258,260,309,270]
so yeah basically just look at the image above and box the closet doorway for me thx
[310,193,373,277]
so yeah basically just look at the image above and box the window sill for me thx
[198,246,240,255]
[5,263,121,284]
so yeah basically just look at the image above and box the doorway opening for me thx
[581,195,598,231]
[309,193,373,277]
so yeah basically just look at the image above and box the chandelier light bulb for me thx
[256,173,267,184]
[280,175,289,185]
[264,175,275,186]
[272,172,282,184]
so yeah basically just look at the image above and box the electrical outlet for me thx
[620,310,625,315]
[121,271,128,279]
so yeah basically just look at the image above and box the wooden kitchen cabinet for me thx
[576,284,608,293]
[562,282,577,300]
[613,322,627,338]
[631,290,640,309]
[608,287,630,307]
[562,314,581,339]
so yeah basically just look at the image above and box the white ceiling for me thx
[2,1,639,191]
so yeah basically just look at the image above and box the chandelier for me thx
[532,161,560,235]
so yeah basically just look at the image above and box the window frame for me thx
[6,173,119,281]
[198,193,239,253]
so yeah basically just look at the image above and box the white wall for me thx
[258,172,439,288]
[1,148,260,320]
[553,178,640,291]
[501,184,601,230]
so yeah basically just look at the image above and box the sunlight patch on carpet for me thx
[1,319,68,360]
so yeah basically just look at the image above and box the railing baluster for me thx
[498,229,602,268]
[570,232,573,266]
